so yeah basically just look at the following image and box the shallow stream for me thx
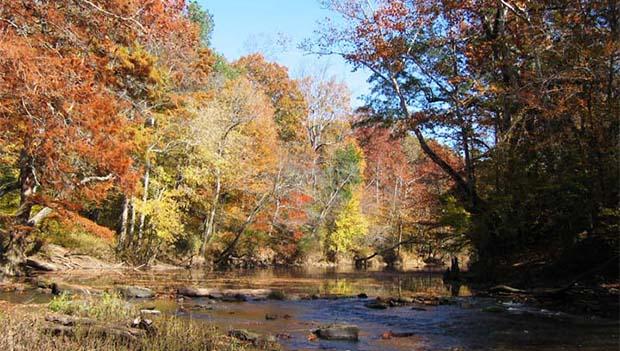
[2,268,618,350]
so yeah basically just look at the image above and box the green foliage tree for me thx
[187,1,215,46]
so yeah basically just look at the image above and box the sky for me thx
[197,0,370,106]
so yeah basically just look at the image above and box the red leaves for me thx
[60,210,115,241]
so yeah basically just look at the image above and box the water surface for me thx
[4,267,618,351]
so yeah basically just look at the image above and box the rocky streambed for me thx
[1,268,618,351]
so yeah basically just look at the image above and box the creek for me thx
[2,267,618,351]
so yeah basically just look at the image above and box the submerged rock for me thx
[314,324,359,341]
[115,285,154,298]
[482,305,506,313]
[381,330,416,339]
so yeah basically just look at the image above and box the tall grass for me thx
[0,293,278,351]
[0,313,267,351]
[47,292,134,321]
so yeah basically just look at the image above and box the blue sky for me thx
[197,0,370,105]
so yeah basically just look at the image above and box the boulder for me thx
[228,329,277,346]
[115,285,154,298]
[314,324,359,341]
[228,329,261,342]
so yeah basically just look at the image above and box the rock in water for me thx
[314,324,359,341]
[177,286,211,297]
[228,329,260,342]
[115,285,154,298]
[365,300,389,309]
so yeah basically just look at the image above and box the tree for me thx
[316,140,366,262]
[234,54,308,144]
[187,0,215,46]
[330,187,368,260]
[308,0,484,210]
[0,0,214,272]
[0,0,156,275]
[183,76,278,262]
[313,0,619,279]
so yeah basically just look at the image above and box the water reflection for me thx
[27,266,471,298]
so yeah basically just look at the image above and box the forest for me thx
[0,0,618,287]
[0,1,618,350]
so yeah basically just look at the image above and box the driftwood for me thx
[44,314,149,343]
[489,255,619,297]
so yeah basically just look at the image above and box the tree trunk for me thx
[117,195,130,251]
[199,167,221,257]
[137,162,150,245]
[1,151,38,276]
[128,197,136,248]
[215,193,270,266]
[0,233,27,277]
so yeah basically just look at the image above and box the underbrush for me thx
[0,293,276,351]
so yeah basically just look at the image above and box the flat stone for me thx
[178,287,271,300]
[177,286,211,297]
[365,300,389,309]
